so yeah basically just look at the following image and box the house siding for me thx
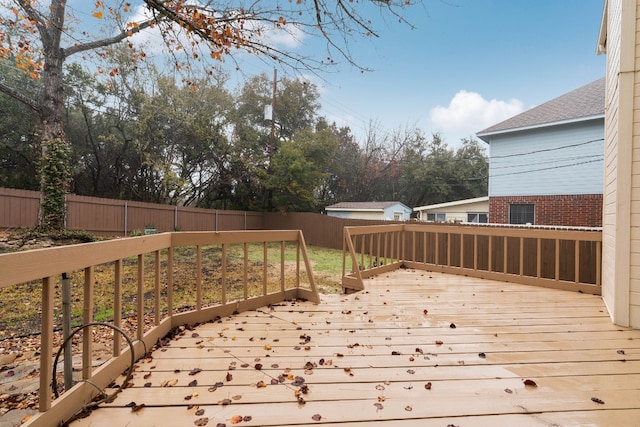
[418,199,489,222]
[631,0,640,327]
[488,120,604,197]
[602,0,639,327]
[326,211,384,220]
[490,194,602,227]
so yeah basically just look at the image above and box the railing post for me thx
[61,273,73,390]
[136,257,144,341]
[39,276,54,412]
[154,250,161,325]
[114,259,123,355]
[83,266,95,379]
[196,245,202,310]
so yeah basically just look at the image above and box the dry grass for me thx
[0,242,343,338]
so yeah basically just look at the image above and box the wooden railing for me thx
[342,223,602,295]
[0,231,318,427]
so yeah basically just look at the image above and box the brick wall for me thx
[490,194,603,227]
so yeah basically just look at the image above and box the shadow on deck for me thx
[72,269,640,426]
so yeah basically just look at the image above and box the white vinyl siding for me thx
[488,120,604,197]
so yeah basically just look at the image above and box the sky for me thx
[63,0,607,149]
[303,0,607,147]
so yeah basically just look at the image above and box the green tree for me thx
[269,125,339,212]
[0,0,417,230]
[0,90,39,189]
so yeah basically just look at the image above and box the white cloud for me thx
[428,91,524,141]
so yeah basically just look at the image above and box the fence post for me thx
[174,206,178,231]
[124,201,128,236]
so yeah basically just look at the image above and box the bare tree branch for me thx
[63,18,157,59]
[0,79,40,113]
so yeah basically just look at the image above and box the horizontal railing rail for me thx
[342,223,601,295]
[0,230,317,427]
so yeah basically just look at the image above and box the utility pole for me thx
[268,69,277,211]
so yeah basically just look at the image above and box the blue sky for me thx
[65,0,606,148]
[302,0,607,147]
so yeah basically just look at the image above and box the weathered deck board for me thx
[71,270,640,426]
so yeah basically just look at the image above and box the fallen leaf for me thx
[478,352,486,359]
[226,372,233,381]
[405,405,413,411]
[523,379,538,388]
[377,396,385,402]
[591,397,605,404]
[504,388,513,394]
[435,340,443,346]
[131,403,145,412]
[232,395,242,401]
[256,381,267,388]
[425,382,432,390]
[617,349,626,355]
[196,409,205,416]
[311,414,322,421]
[194,418,209,426]
[189,380,198,387]
[449,323,456,329]
[189,368,203,376]
[407,369,415,374]
[230,415,243,424]
[374,402,384,411]
[161,379,178,387]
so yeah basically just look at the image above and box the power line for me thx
[488,158,603,178]
[490,138,603,159]
[490,154,603,170]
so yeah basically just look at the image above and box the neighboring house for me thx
[325,201,412,221]
[476,78,605,227]
[414,196,489,223]
[598,0,640,328]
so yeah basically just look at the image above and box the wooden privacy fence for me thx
[342,223,602,295]
[0,188,263,235]
[0,231,318,427]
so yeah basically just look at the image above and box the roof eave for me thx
[597,0,608,54]
[326,208,383,212]
[476,114,605,141]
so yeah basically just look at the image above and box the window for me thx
[509,204,534,224]
[393,212,402,221]
[467,212,489,223]
[426,212,446,222]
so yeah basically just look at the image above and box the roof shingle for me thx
[477,77,605,138]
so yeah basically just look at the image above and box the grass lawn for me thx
[0,242,344,338]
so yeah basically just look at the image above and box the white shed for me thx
[325,201,412,221]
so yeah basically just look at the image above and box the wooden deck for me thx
[72,269,640,426]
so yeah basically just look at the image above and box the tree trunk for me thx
[37,1,71,231]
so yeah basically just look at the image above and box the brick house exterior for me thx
[490,194,603,227]
[477,78,605,228]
